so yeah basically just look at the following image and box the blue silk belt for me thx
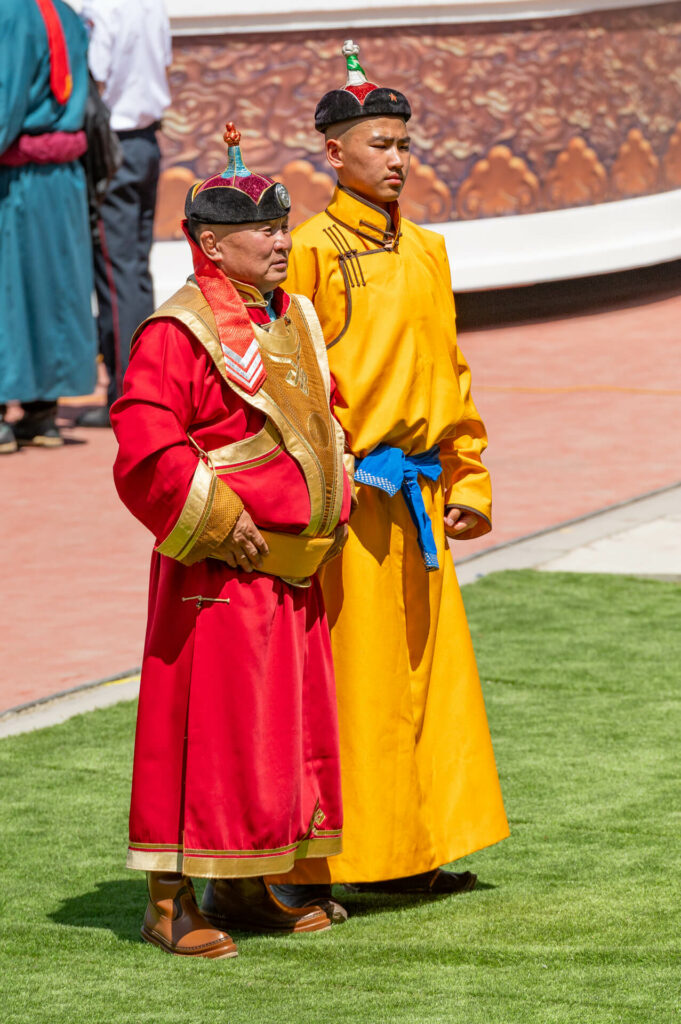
[354,444,442,571]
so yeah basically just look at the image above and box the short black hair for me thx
[186,216,206,244]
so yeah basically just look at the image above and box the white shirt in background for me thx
[81,0,172,132]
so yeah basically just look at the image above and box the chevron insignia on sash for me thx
[220,337,265,391]
[183,224,268,396]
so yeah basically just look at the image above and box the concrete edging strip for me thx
[454,480,681,585]
[0,670,141,740]
[3,480,679,739]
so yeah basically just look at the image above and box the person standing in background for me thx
[270,42,508,914]
[0,0,97,453]
[77,0,171,427]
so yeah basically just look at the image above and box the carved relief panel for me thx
[155,3,681,237]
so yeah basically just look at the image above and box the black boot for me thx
[13,401,62,448]
[76,405,111,428]
[201,877,331,933]
[344,868,477,895]
[270,883,348,923]
[0,406,17,454]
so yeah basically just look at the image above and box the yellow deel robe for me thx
[273,185,509,884]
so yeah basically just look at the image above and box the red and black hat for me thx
[314,40,411,133]
[185,123,291,225]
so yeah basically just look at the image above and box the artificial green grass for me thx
[1,570,679,1024]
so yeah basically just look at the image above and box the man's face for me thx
[199,216,291,293]
[325,116,411,207]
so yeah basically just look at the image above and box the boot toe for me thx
[141,920,238,959]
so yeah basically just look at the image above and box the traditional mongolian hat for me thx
[182,123,292,396]
[314,40,411,133]
[185,123,291,225]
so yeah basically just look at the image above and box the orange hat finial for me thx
[223,122,241,147]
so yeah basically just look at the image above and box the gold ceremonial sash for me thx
[203,529,335,586]
[135,281,345,541]
[258,530,334,581]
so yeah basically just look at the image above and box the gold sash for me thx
[257,530,334,584]
[135,281,345,540]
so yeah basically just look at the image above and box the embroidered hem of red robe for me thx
[126,561,342,877]
[112,285,350,878]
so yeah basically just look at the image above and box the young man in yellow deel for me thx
[270,41,509,915]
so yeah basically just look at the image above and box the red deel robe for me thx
[112,286,351,878]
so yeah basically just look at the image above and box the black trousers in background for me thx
[94,125,161,407]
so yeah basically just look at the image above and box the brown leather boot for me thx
[201,877,330,933]
[141,872,238,958]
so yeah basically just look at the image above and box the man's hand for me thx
[444,507,479,539]
[222,509,269,571]
[321,523,349,565]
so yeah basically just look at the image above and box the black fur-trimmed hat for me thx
[185,122,291,225]
[314,40,411,133]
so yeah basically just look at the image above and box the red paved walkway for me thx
[2,285,680,711]
[459,287,681,557]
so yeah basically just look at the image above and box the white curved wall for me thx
[165,0,665,33]
[435,190,681,290]
[151,188,681,302]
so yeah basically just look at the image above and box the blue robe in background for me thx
[0,0,96,404]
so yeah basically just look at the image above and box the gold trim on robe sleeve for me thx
[155,459,244,563]
[207,421,283,471]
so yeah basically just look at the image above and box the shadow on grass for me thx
[48,876,495,942]
[50,878,147,943]
[335,880,495,919]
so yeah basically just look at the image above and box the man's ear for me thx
[198,228,221,263]
[325,137,344,172]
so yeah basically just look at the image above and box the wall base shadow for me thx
[457,258,681,331]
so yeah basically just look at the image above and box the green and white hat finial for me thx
[314,38,411,131]
[342,39,367,87]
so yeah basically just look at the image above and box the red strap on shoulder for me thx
[183,224,267,395]
[33,0,73,105]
